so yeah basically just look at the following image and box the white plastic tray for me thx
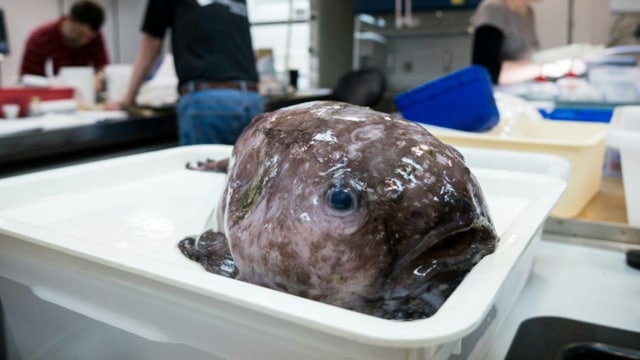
[0,145,567,360]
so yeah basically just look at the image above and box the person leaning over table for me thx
[470,0,542,84]
[19,0,109,92]
[112,0,264,145]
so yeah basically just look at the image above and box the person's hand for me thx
[104,101,127,111]
[94,71,106,93]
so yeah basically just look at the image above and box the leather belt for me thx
[179,81,258,95]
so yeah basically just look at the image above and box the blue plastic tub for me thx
[395,65,499,132]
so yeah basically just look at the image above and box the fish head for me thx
[220,101,498,319]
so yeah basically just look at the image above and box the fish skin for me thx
[179,101,498,320]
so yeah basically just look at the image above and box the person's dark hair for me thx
[70,0,105,32]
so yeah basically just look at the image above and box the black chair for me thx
[332,67,387,107]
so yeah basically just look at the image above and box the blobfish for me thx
[179,101,498,320]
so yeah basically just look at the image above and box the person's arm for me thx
[120,34,163,107]
[498,59,540,84]
[94,68,106,93]
[103,0,168,110]
[472,25,540,85]
[92,33,110,92]
[471,25,503,84]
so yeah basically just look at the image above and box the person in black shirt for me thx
[119,0,263,145]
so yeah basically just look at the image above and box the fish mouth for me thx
[392,213,496,276]
[407,223,496,281]
[368,222,497,320]
[428,229,476,260]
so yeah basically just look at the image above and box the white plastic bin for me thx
[0,146,566,360]
[57,66,95,107]
[606,106,640,227]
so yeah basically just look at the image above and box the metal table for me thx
[0,110,178,178]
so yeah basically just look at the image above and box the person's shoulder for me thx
[472,0,509,27]
[476,0,509,15]
[28,19,61,41]
[27,20,60,48]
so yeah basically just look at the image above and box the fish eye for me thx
[325,186,358,213]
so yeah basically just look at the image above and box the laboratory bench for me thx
[0,96,638,359]
[486,234,640,359]
[0,89,335,178]
[0,108,178,178]
[546,176,637,240]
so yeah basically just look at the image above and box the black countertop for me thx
[263,88,333,111]
[0,90,335,178]
[0,110,179,178]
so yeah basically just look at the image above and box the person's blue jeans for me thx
[176,86,264,145]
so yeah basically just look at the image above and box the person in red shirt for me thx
[19,0,110,91]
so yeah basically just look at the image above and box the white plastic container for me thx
[1,103,19,119]
[606,106,640,227]
[588,66,640,102]
[105,64,133,103]
[57,66,96,107]
[424,120,607,218]
[0,145,567,360]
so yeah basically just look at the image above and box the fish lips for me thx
[367,202,498,320]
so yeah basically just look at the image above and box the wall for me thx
[533,0,616,47]
[0,0,625,88]
[314,0,354,88]
[0,0,60,86]
[355,0,619,93]
[533,0,570,47]
[570,0,616,45]
[0,0,147,87]
[356,10,475,93]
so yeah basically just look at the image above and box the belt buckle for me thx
[183,81,197,94]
